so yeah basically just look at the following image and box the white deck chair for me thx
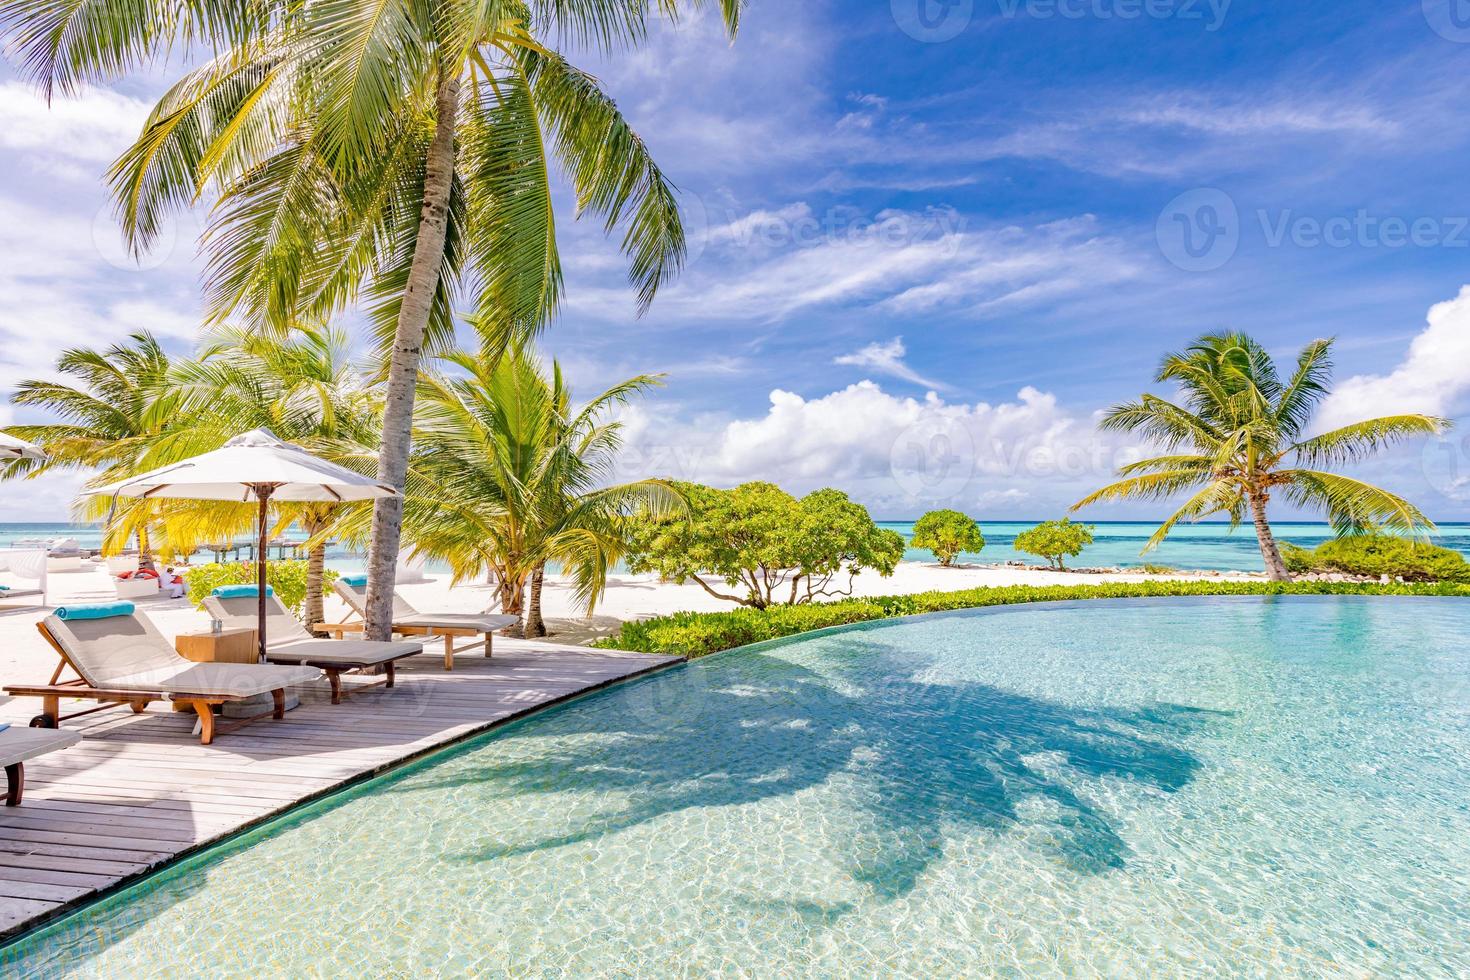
[13,608,321,744]
[203,592,424,703]
[329,578,519,670]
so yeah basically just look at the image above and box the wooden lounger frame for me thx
[314,620,492,671]
[6,622,289,745]
[261,650,400,704]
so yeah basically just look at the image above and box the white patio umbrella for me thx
[0,432,47,462]
[85,429,396,660]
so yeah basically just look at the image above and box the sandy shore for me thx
[0,560,1261,688]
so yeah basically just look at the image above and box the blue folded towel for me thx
[339,575,368,588]
[210,584,274,598]
[0,585,9,591]
[55,602,135,620]
[0,724,9,734]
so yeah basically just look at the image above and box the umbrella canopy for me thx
[87,428,395,502]
[85,429,395,660]
[0,432,47,462]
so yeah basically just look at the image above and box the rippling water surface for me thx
[6,596,1470,975]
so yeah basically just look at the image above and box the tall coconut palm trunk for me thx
[304,541,327,636]
[524,563,546,638]
[1249,492,1292,582]
[365,71,462,642]
[499,569,525,635]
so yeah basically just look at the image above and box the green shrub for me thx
[910,509,985,566]
[185,561,337,616]
[1136,563,1179,574]
[1013,518,1094,570]
[1303,535,1470,582]
[1280,542,1315,575]
[593,579,1470,658]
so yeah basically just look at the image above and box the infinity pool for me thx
[7,597,1470,975]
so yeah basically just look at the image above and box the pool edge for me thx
[0,651,686,948]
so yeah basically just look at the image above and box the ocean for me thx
[5,521,1470,576]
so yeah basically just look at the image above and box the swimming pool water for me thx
[6,597,1469,975]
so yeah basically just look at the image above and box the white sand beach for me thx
[0,560,1256,688]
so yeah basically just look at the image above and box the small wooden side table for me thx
[175,628,258,664]
[171,628,266,715]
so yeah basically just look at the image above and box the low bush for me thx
[910,509,985,566]
[1013,519,1094,571]
[593,579,1470,658]
[1281,535,1469,582]
[185,561,338,616]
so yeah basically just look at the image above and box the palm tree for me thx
[358,344,676,637]
[4,332,182,562]
[173,324,381,628]
[1,0,741,639]
[1071,333,1448,581]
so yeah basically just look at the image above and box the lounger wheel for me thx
[28,714,57,729]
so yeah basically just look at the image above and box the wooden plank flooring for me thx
[0,640,681,939]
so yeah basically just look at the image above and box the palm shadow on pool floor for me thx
[406,636,1218,901]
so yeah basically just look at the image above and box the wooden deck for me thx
[0,640,681,940]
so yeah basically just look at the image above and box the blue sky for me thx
[3,0,1470,521]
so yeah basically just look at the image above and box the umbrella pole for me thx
[255,486,272,663]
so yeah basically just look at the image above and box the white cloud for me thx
[834,337,949,391]
[0,82,151,170]
[1316,285,1470,430]
[567,207,1141,324]
[613,380,1144,517]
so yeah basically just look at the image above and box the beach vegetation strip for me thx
[594,580,1470,657]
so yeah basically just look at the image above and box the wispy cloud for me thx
[835,337,951,391]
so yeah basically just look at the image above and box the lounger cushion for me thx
[333,580,513,632]
[107,662,322,698]
[0,727,82,766]
[205,593,314,645]
[42,612,321,696]
[394,613,520,632]
[266,638,424,667]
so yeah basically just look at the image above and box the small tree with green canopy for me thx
[624,482,905,608]
[910,509,984,567]
[1014,519,1094,571]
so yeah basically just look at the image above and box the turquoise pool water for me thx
[6,596,1470,975]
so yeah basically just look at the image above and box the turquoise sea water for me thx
[7,596,1468,975]
[9,521,1470,575]
[881,520,1470,571]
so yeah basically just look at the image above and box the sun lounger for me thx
[329,578,519,670]
[0,726,82,805]
[8,604,322,745]
[203,590,424,703]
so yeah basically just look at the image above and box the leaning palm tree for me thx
[4,332,182,562]
[340,344,676,637]
[0,0,741,639]
[171,323,382,628]
[1071,333,1448,581]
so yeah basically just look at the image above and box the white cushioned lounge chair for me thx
[328,579,519,670]
[203,592,424,703]
[10,607,321,744]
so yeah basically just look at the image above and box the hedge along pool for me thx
[5,596,1469,975]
